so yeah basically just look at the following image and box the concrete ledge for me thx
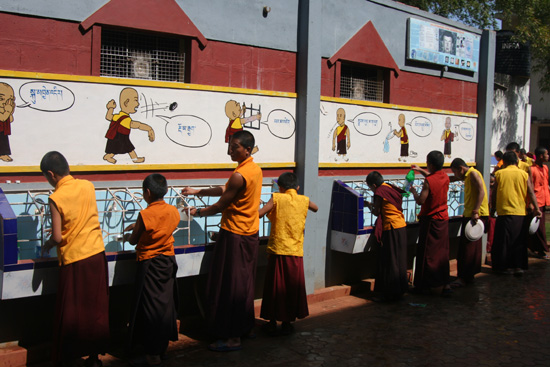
[253,281,375,316]
[0,345,26,367]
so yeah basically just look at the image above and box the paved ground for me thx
[96,257,550,367]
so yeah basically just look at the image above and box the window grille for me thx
[340,64,384,102]
[100,29,186,82]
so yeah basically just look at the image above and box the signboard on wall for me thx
[407,18,481,73]
[0,72,297,170]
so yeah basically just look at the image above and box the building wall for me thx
[492,74,531,152]
[0,13,92,75]
[0,0,493,313]
[321,63,478,113]
[189,40,297,92]
[529,70,550,152]
[530,69,550,122]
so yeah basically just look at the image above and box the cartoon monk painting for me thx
[441,116,457,158]
[393,113,409,162]
[332,108,351,161]
[0,82,15,162]
[224,100,260,154]
[104,87,155,164]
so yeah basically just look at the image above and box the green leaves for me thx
[399,0,550,93]
[400,0,498,29]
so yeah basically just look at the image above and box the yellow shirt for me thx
[336,125,347,135]
[49,175,105,266]
[379,183,406,230]
[495,165,528,216]
[266,189,310,257]
[518,160,530,173]
[230,117,243,130]
[113,111,132,129]
[221,157,263,235]
[463,167,489,217]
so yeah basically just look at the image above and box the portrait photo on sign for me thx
[439,29,456,55]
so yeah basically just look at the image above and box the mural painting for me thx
[0,73,297,169]
[440,116,458,158]
[104,87,155,164]
[0,82,15,162]
[0,72,477,170]
[332,108,351,161]
[319,100,477,165]
[224,100,261,154]
[392,113,415,162]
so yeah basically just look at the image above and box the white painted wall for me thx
[491,74,531,152]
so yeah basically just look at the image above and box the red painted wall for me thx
[321,59,478,114]
[0,11,297,93]
[0,12,92,75]
[0,12,476,113]
[390,72,478,113]
[189,40,296,93]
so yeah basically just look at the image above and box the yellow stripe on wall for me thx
[0,69,298,99]
[321,96,478,118]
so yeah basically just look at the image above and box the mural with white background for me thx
[0,74,297,168]
[319,100,477,165]
[0,73,478,170]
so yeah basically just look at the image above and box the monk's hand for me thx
[41,238,54,257]
[181,187,199,196]
[5,98,14,114]
[148,129,155,142]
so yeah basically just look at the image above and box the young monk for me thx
[259,172,318,335]
[365,171,408,301]
[124,174,180,366]
[410,150,451,296]
[449,158,489,287]
[41,151,109,367]
[491,151,541,275]
[528,146,550,259]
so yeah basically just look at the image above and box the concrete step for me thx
[0,343,26,367]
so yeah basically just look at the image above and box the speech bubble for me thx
[159,115,212,148]
[409,116,433,137]
[458,121,475,141]
[349,112,383,136]
[261,109,296,139]
[18,82,75,112]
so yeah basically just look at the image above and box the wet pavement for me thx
[97,257,550,367]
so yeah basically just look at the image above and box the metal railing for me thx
[341,177,464,228]
[7,183,274,261]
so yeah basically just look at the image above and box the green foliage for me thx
[399,0,497,29]
[399,0,550,93]
[496,0,550,92]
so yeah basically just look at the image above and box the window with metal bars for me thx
[340,64,385,102]
[100,29,187,82]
